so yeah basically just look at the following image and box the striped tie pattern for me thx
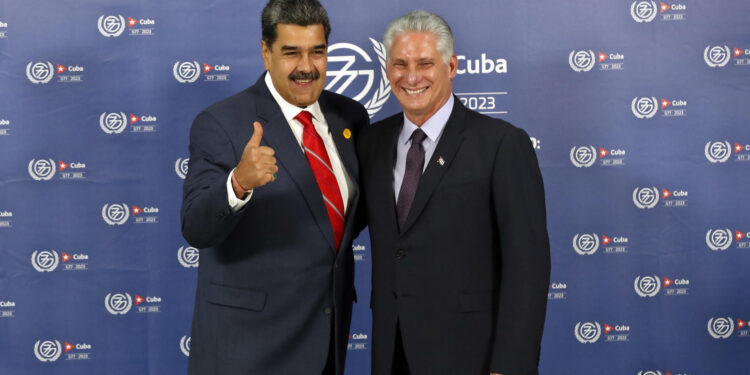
[295,110,345,250]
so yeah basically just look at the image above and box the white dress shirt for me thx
[227,72,352,212]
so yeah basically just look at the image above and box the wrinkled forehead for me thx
[270,23,327,50]
[388,32,440,59]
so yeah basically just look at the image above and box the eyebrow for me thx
[280,44,327,52]
[391,57,434,63]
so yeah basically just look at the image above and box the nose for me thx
[406,65,419,85]
[298,52,313,72]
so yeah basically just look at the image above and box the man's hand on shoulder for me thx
[233,121,278,198]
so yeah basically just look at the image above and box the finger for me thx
[253,170,269,185]
[260,156,277,165]
[258,146,275,156]
[263,164,278,174]
[248,121,264,147]
[262,172,274,185]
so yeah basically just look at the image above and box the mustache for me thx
[288,71,320,81]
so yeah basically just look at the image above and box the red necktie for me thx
[295,110,345,250]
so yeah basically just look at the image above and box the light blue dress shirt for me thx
[393,95,455,201]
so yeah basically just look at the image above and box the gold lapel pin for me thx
[343,128,352,139]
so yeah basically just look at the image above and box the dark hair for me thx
[261,0,331,50]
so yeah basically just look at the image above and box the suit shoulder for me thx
[368,112,403,133]
[371,112,403,127]
[187,87,258,149]
[321,90,366,110]
[462,108,532,143]
[200,87,255,119]
[321,90,369,121]
[322,90,369,126]
[464,108,515,133]
[359,112,401,141]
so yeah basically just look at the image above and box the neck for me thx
[404,95,451,126]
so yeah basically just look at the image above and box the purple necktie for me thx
[396,128,427,229]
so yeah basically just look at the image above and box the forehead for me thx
[389,32,440,59]
[274,23,326,47]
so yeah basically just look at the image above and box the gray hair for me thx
[383,10,454,64]
[261,0,331,50]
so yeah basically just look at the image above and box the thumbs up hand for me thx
[233,122,278,196]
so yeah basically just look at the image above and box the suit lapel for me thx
[399,99,467,234]
[252,80,337,251]
[320,94,360,254]
[378,117,403,236]
[321,94,359,186]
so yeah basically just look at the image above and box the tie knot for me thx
[295,110,314,129]
[411,128,427,145]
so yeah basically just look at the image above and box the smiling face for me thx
[386,31,457,125]
[262,23,327,108]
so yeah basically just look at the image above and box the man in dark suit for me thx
[357,10,550,375]
[180,1,368,373]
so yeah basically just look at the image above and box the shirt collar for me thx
[399,94,454,145]
[264,72,324,124]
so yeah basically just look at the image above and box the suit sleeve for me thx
[490,126,551,375]
[180,111,247,248]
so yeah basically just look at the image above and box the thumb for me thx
[249,121,263,146]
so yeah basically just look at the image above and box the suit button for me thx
[324,307,332,314]
[395,250,406,260]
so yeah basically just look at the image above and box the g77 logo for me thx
[34,340,62,362]
[630,1,658,23]
[707,317,734,339]
[173,61,201,83]
[26,62,54,84]
[704,45,731,68]
[102,203,130,225]
[574,321,601,343]
[105,293,133,315]
[97,15,126,37]
[705,229,732,251]
[633,187,659,209]
[568,50,595,72]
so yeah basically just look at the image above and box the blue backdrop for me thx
[1,1,749,374]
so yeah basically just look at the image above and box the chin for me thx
[402,100,428,112]
[294,96,316,107]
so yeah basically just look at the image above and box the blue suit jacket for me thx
[181,74,368,375]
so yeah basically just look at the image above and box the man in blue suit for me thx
[180,1,368,373]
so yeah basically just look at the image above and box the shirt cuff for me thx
[227,168,252,212]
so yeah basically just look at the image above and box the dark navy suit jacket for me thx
[181,74,368,375]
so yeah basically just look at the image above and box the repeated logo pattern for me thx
[3,3,748,374]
